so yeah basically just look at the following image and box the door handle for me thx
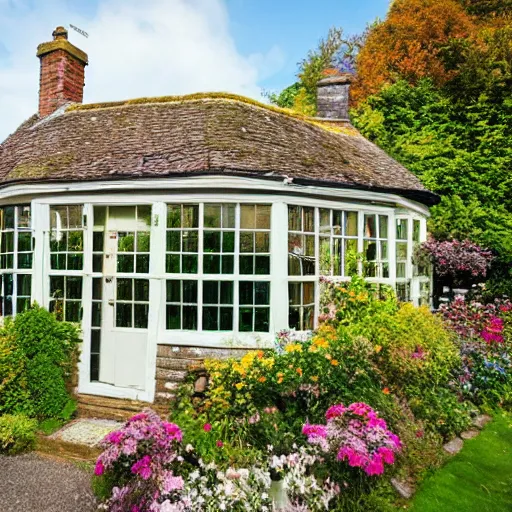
[108,299,115,306]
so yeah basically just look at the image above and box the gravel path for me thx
[0,453,97,512]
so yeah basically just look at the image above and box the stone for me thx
[443,437,464,455]
[391,478,415,499]
[472,415,492,430]
[461,429,480,440]
[194,375,208,393]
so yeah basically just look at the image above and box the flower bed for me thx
[94,277,512,511]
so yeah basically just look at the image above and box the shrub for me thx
[0,414,38,455]
[0,305,80,420]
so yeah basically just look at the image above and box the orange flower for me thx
[375,345,383,354]
[277,377,283,384]
[296,368,303,377]
[330,359,339,366]
[258,376,266,383]
[382,387,390,395]
[310,376,319,382]
[257,350,264,359]
[325,354,332,360]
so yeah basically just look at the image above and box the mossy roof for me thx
[0,94,438,205]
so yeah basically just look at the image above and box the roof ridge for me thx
[66,93,360,137]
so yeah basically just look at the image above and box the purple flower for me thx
[131,455,152,480]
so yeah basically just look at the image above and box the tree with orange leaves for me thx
[353,0,476,103]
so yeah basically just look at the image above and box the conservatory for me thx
[0,27,437,403]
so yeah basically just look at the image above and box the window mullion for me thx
[313,207,320,329]
[197,203,204,332]
[233,203,240,334]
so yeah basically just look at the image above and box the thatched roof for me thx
[0,94,438,205]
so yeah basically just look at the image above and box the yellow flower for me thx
[311,376,319,382]
[277,377,283,384]
[285,343,303,353]
[309,345,318,353]
[330,359,339,366]
[375,345,383,354]
[235,382,245,390]
[325,354,332,360]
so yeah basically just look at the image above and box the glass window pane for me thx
[93,232,104,252]
[345,212,358,236]
[255,282,270,305]
[182,255,198,273]
[166,254,180,273]
[254,308,269,332]
[203,281,219,304]
[17,232,32,252]
[183,281,197,303]
[183,306,197,330]
[182,232,198,253]
[116,303,132,328]
[413,220,421,242]
[239,308,253,332]
[67,205,83,228]
[136,254,150,273]
[288,206,301,231]
[289,283,301,306]
[204,204,221,228]
[167,205,182,228]
[364,214,377,238]
[255,256,270,275]
[117,255,134,273]
[137,232,150,252]
[67,277,82,299]
[65,301,81,322]
[220,282,233,304]
[204,254,220,274]
[17,274,31,296]
[134,304,149,329]
[239,255,253,274]
[204,232,221,252]
[255,232,269,253]
[92,278,102,300]
[303,282,315,304]
[203,307,218,330]
[222,205,236,229]
[303,207,314,232]
[167,305,181,330]
[117,279,132,301]
[223,232,235,252]
[240,232,254,253]
[167,280,181,303]
[239,282,253,305]
[220,307,233,330]
[379,216,388,239]
[396,219,408,240]
[241,205,255,229]
[182,205,199,228]
[94,206,106,228]
[17,206,31,228]
[118,232,134,252]
[255,205,271,229]
[222,255,234,274]
[320,209,330,234]
[134,279,149,301]
[136,206,152,230]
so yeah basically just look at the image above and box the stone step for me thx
[36,418,122,462]
[77,393,169,421]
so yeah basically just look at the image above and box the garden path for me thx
[0,452,97,512]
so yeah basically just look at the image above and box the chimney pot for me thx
[37,27,88,118]
[52,26,68,40]
[316,73,354,122]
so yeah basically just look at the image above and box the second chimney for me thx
[37,26,88,118]
[316,73,353,122]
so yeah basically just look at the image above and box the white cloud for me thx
[0,0,284,141]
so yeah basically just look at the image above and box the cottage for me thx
[0,28,437,406]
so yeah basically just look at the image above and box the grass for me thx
[411,412,512,512]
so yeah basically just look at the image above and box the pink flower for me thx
[326,404,346,420]
[163,422,183,442]
[203,423,212,432]
[348,402,372,416]
[377,447,395,464]
[94,460,104,476]
[105,431,124,445]
[302,423,327,439]
[162,471,184,493]
[365,456,385,476]
[131,455,152,480]
[216,440,224,447]
[129,412,148,422]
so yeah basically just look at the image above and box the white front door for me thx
[98,206,151,391]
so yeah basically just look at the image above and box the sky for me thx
[0,0,389,141]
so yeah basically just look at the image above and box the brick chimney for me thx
[316,73,353,122]
[37,26,88,118]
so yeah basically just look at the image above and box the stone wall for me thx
[154,345,250,404]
